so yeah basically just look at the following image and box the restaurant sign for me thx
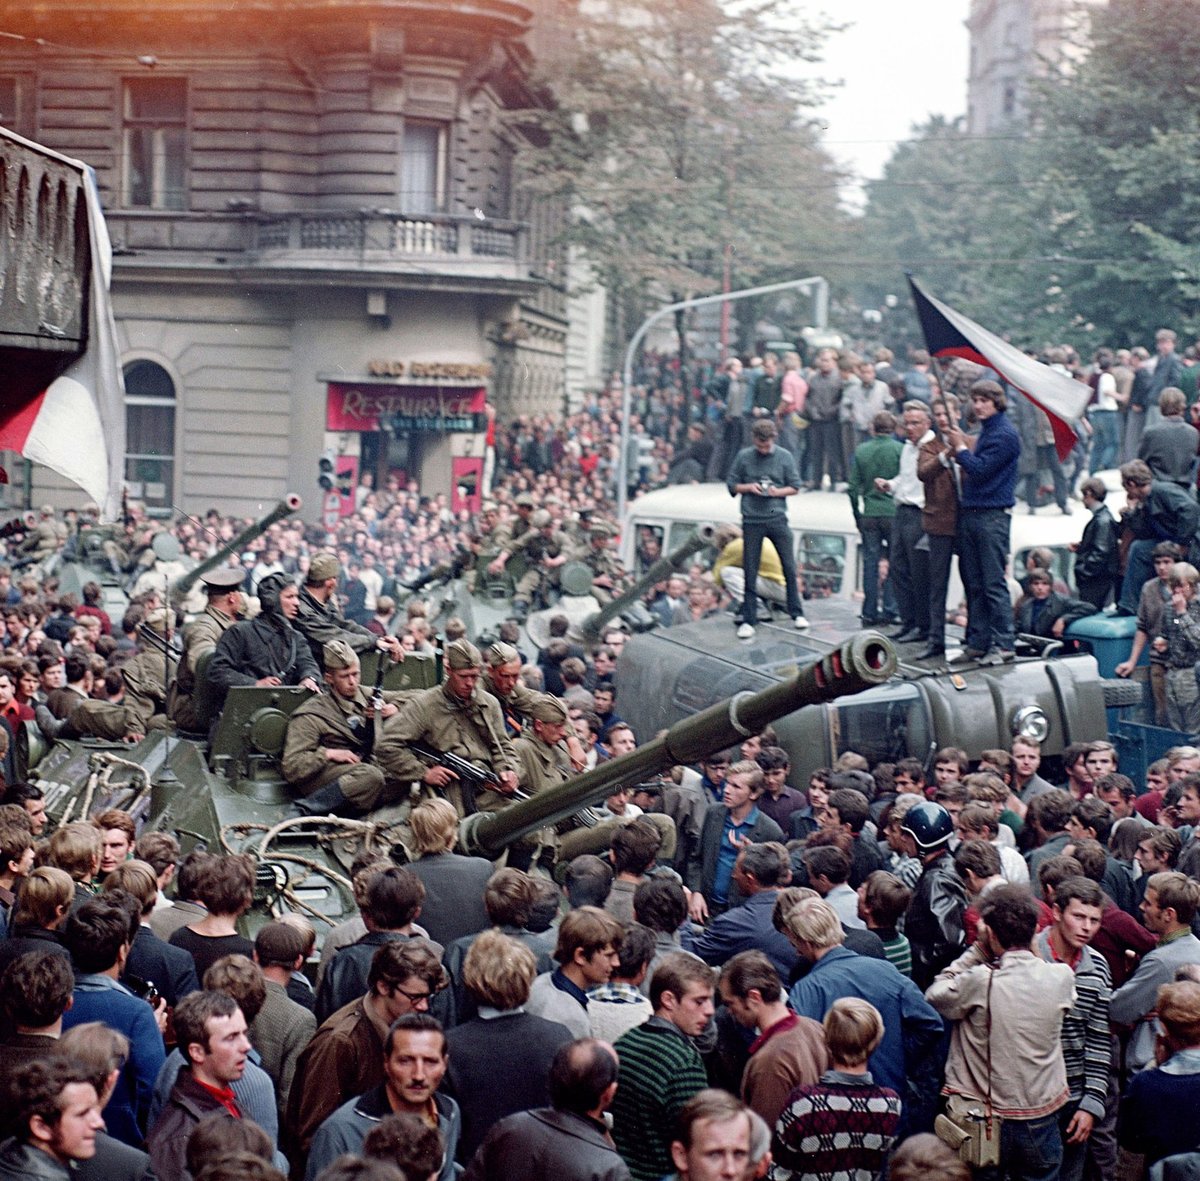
[326,383,486,432]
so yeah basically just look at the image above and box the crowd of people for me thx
[5,705,1200,1180]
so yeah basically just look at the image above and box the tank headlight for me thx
[1012,705,1049,744]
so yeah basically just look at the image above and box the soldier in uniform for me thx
[579,520,630,607]
[168,565,244,731]
[464,501,504,592]
[481,641,588,771]
[508,509,576,620]
[375,638,519,817]
[18,505,64,565]
[296,552,404,671]
[509,695,574,870]
[207,572,321,708]
[283,640,408,816]
[485,492,536,582]
[69,608,175,741]
[121,607,175,733]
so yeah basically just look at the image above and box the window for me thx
[1002,81,1017,118]
[122,78,187,210]
[124,360,176,509]
[399,121,446,215]
[0,76,32,138]
[798,532,846,597]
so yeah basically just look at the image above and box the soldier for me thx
[71,608,175,740]
[509,509,575,621]
[120,607,175,733]
[579,520,629,607]
[296,552,404,671]
[481,641,587,770]
[509,695,575,870]
[283,640,407,816]
[18,505,64,565]
[168,566,244,731]
[464,502,504,592]
[375,638,519,817]
[207,572,321,709]
[486,492,537,582]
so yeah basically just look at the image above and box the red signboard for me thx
[327,383,487,432]
[451,457,484,515]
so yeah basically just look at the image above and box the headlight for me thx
[1012,704,1049,743]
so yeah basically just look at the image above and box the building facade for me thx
[0,0,568,517]
[966,0,1104,135]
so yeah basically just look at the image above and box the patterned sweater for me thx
[771,1070,901,1181]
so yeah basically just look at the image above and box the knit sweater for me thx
[772,1070,901,1181]
[611,1018,707,1181]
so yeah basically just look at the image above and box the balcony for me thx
[106,209,530,291]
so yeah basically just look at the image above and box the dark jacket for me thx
[126,924,200,1007]
[295,585,380,669]
[906,851,967,991]
[1139,416,1200,488]
[690,804,784,904]
[208,614,318,705]
[147,1066,236,1181]
[1015,591,1095,639]
[1125,480,1200,546]
[464,1107,631,1181]
[1074,505,1119,587]
[0,1139,71,1181]
[74,1132,155,1181]
[954,409,1020,509]
[405,852,493,947]
[443,1010,575,1163]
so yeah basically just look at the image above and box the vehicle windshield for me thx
[832,681,931,767]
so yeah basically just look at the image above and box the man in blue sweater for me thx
[946,380,1022,664]
[727,419,807,640]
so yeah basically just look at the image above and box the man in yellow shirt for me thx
[711,524,790,621]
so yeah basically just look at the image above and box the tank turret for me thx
[460,632,897,858]
[579,523,717,642]
[169,493,302,606]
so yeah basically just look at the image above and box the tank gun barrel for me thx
[169,494,301,604]
[581,523,717,641]
[460,632,897,858]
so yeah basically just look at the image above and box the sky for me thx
[800,0,970,202]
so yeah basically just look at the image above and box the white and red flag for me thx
[1,131,124,520]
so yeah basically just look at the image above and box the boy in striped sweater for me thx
[858,870,912,977]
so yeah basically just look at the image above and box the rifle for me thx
[362,654,388,761]
[408,737,503,814]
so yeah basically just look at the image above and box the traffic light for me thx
[318,450,336,491]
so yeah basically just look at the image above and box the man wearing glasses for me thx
[286,940,447,1161]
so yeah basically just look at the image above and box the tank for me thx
[519,524,718,650]
[460,632,897,857]
[168,493,303,608]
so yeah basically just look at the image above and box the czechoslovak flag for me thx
[0,136,125,521]
[908,276,1091,461]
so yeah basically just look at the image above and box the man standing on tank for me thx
[945,380,1021,665]
[727,419,808,641]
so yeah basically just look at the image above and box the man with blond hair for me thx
[405,797,492,945]
[781,895,942,1136]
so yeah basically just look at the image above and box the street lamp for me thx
[615,275,828,521]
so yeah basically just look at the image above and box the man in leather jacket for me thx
[1072,477,1119,610]
[901,802,967,990]
[208,572,320,710]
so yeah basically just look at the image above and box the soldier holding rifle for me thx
[375,639,519,817]
[283,640,409,817]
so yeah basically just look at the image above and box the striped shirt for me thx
[612,1017,707,1181]
[1033,929,1112,1118]
[877,930,912,978]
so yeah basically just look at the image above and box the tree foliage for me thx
[519,0,847,356]
[857,0,1200,352]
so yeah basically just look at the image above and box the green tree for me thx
[519,0,846,364]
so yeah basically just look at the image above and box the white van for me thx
[620,480,1126,604]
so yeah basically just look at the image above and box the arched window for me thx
[123,359,176,510]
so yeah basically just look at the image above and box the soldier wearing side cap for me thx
[296,551,405,671]
[282,640,411,816]
[485,492,537,581]
[119,606,177,733]
[508,509,577,620]
[481,641,588,771]
[375,638,519,817]
[168,565,245,731]
[464,501,505,592]
[579,519,630,607]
